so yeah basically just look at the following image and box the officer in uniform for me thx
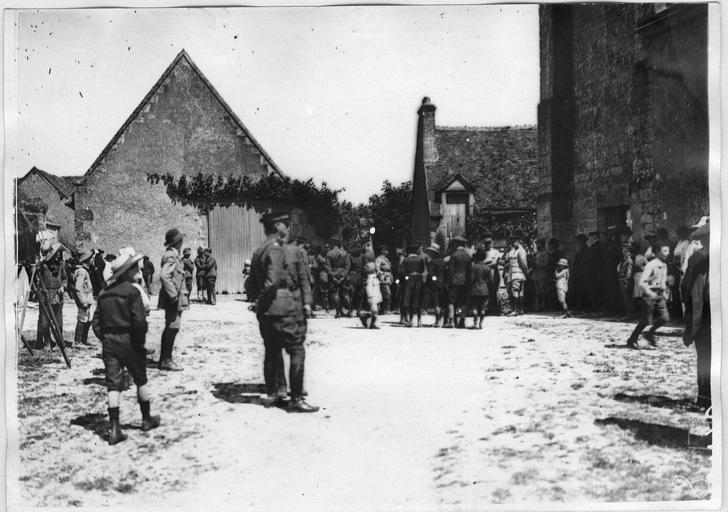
[248,211,318,413]
[204,248,218,305]
[325,238,350,318]
[375,245,393,314]
[194,247,207,302]
[447,236,472,328]
[181,248,195,299]
[36,242,67,348]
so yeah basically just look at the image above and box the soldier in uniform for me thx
[315,244,330,312]
[505,236,529,316]
[36,242,67,349]
[347,246,365,317]
[400,243,426,327]
[375,245,393,314]
[325,238,350,318]
[72,247,96,347]
[92,250,160,445]
[204,248,218,305]
[248,211,318,413]
[423,243,447,327]
[181,248,195,300]
[483,238,501,316]
[447,236,472,328]
[194,247,207,303]
[157,228,189,371]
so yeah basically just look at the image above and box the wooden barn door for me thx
[207,205,266,294]
[444,193,468,238]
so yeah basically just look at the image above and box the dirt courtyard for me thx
[11,294,715,509]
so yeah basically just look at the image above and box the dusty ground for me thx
[12,294,714,509]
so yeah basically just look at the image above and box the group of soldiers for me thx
[284,234,536,328]
[184,247,217,305]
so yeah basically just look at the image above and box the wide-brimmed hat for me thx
[164,228,185,247]
[44,215,61,230]
[690,223,710,241]
[43,242,62,262]
[108,250,144,284]
[76,247,93,264]
[557,258,569,267]
[692,216,709,229]
[424,243,440,255]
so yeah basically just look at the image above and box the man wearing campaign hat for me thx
[72,248,96,347]
[681,221,711,410]
[35,242,67,349]
[92,250,161,444]
[248,210,318,413]
[157,228,189,371]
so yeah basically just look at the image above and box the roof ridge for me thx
[19,166,75,198]
[435,124,536,132]
[82,49,283,180]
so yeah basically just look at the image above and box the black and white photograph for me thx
[4,2,722,509]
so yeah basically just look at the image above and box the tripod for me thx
[16,258,71,368]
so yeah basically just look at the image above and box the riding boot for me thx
[81,322,93,346]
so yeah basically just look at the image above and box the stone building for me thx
[410,97,537,245]
[537,4,708,242]
[74,49,309,293]
[16,166,77,250]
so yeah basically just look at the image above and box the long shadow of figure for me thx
[614,393,701,412]
[211,382,284,407]
[70,413,139,443]
[595,417,710,450]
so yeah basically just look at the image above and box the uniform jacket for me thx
[39,259,66,305]
[194,255,206,278]
[682,249,710,344]
[92,280,147,349]
[470,261,490,296]
[449,247,472,286]
[158,247,189,311]
[250,238,312,318]
[182,256,195,279]
[204,255,218,278]
[73,265,95,308]
[325,247,350,281]
[427,256,447,289]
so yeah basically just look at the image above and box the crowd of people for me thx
[20,210,712,444]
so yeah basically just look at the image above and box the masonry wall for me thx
[75,56,272,281]
[538,4,709,242]
[16,174,76,248]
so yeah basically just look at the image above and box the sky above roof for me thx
[9,5,539,204]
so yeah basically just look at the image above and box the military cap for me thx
[451,236,467,244]
[424,243,440,255]
[260,210,290,225]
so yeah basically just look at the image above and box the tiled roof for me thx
[426,125,537,212]
[18,167,76,198]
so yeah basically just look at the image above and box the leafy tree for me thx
[147,172,344,239]
[367,180,412,250]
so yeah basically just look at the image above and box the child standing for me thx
[555,258,570,318]
[470,248,490,329]
[92,250,160,445]
[361,261,382,329]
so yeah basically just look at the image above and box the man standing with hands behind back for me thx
[248,210,318,413]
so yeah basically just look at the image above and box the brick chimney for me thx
[418,97,438,163]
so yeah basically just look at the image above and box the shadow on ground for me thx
[595,417,710,450]
[211,382,273,406]
[71,413,139,442]
[614,393,701,411]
